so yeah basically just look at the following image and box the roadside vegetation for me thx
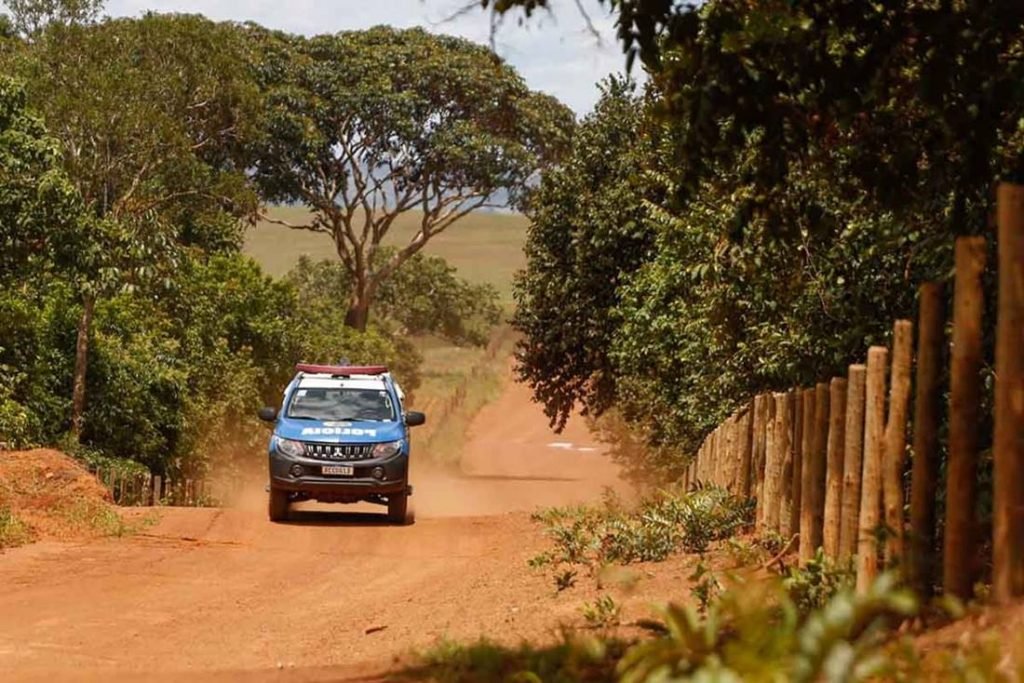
[511,2,1021,488]
[413,486,925,682]
[0,1,549,483]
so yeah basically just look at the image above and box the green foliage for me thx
[249,24,573,327]
[414,574,918,683]
[513,77,655,431]
[0,75,84,281]
[530,487,755,578]
[0,503,33,548]
[3,0,102,37]
[783,549,855,614]
[511,1,1017,477]
[617,574,918,683]
[416,634,624,683]
[287,252,501,348]
[0,247,430,475]
[581,595,621,629]
[687,558,722,615]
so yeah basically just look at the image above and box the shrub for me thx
[412,574,918,683]
[618,573,918,683]
[783,548,855,614]
[529,486,755,580]
[581,595,621,629]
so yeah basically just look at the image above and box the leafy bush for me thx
[287,252,502,348]
[783,548,855,614]
[618,573,918,683]
[581,595,621,630]
[413,574,918,683]
[416,634,625,683]
[530,487,755,578]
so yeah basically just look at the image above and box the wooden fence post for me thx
[857,347,889,593]
[840,365,867,560]
[790,390,805,540]
[995,182,1024,603]
[823,377,848,558]
[944,236,987,600]
[738,402,754,499]
[764,394,783,532]
[800,383,830,563]
[884,319,914,568]
[754,394,769,528]
[909,283,945,596]
[729,416,737,491]
[779,391,796,539]
[799,387,816,555]
[152,474,162,506]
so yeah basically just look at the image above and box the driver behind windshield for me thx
[287,388,395,422]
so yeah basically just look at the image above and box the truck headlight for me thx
[275,437,305,458]
[372,440,402,459]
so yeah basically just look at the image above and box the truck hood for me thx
[275,418,404,444]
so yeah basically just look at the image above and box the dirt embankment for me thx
[0,449,128,548]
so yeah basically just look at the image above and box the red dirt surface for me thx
[0,449,120,543]
[0,366,633,682]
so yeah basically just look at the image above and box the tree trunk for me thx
[344,288,372,331]
[70,293,95,440]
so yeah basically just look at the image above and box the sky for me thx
[102,0,638,115]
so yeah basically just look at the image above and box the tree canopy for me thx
[510,0,1020,480]
[249,25,574,329]
[0,12,520,474]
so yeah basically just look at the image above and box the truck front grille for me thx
[303,443,375,461]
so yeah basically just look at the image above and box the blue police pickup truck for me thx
[258,364,425,525]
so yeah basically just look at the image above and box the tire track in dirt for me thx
[0,362,625,682]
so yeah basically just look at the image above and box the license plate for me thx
[322,465,354,476]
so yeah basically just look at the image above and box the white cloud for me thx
[101,0,643,114]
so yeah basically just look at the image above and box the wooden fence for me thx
[684,181,1024,603]
[93,467,241,507]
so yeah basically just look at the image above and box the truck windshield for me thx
[287,388,396,422]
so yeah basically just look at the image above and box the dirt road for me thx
[0,368,624,682]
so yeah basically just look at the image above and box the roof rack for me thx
[295,363,389,377]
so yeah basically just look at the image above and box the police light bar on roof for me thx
[295,363,389,376]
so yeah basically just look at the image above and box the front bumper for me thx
[269,450,409,499]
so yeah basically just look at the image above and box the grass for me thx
[246,206,527,466]
[0,503,33,549]
[410,635,626,683]
[413,328,516,466]
[245,206,529,303]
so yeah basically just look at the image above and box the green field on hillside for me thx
[244,206,529,301]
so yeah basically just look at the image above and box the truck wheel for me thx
[387,493,414,525]
[268,487,289,522]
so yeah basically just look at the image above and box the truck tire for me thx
[268,487,289,522]
[387,493,414,525]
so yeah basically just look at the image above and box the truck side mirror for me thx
[258,406,278,422]
[405,411,426,427]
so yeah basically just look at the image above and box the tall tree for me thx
[250,26,574,330]
[1,0,102,38]
[513,77,656,429]
[0,75,83,280]
[7,13,259,437]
